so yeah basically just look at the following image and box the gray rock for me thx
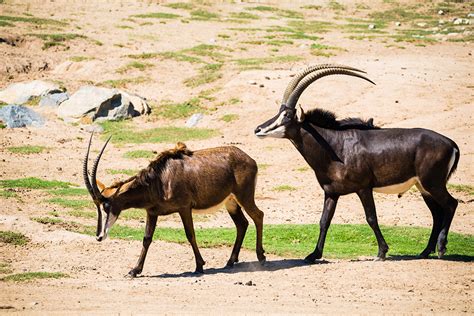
[416,22,427,28]
[0,104,44,128]
[368,24,375,29]
[395,22,401,27]
[438,10,444,15]
[185,113,204,127]
[39,91,69,108]
[57,86,149,123]
[0,80,59,104]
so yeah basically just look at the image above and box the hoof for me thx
[304,254,316,264]
[127,269,141,278]
[225,261,234,269]
[438,248,446,259]
[259,257,266,266]
[418,249,433,259]
[193,269,204,275]
[374,256,386,262]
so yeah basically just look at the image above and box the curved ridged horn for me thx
[282,64,366,105]
[83,133,96,200]
[91,136,112,202]
[286,68,375,109]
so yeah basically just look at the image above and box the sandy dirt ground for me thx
[0,0,473,314]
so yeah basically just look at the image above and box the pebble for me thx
[438,10,444,15]
[248,80,257,85]
[416,22,427,28]
[368,24,375,30]
[395,22,401,27]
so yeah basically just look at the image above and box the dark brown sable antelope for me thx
[83,136,265,276]
[255,64,459,262]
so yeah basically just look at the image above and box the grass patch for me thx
[77,223,474,259]
[123,150,156,159]
[159,51,204,64]
[310,43,345,57]
[47,187,88,196]
[116,61,154,74]
[220,114,239,123]
[0,15,67,26]
[0,177,72,190]
[106,169,137,176]
[257,163,270,170]
[287,20,334,34]
[132,12,180,19]
[164,2,194,10]
[295,166,310,172]
[29,33,87,50]
[234,55,302,70]
[183,63,223,88]
[0,190,17,198]
[272,185,297,192]
[0,263,12,274]
[448,184,474,196]
[369,8,432,22]
[99,77,149,89]
[229,12,260,20]
[127,52,160,59]
[24,95,41,106]
[70,56,93,62]
[156,97,204,119]
[0,231,30,246]
[100,120,218,145]
[276,9,304,19]
[246,6,278,12]
[7,146,46,154]
[1,272,68,282]
[328,1,345,11]
[31,216,63,225]
[46,197,92,210]
[190,9,220,21]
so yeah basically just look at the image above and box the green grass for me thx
[159,51,204,64]
[46,197,92,210]
[0,190,17,198]
[287,20,334,34]
[164,2,194,10]
[47,187,88,196]
[220,114,239,123]
[0,15,67,26]
[123,150,156,159]
[328,1,345,11]
[106,169,137,176]
[295,166,310,172]
[276,9,304,19]
[0,262,12,274]
[127,52,160,59]
[132,12,180,19]
[310,43,345,57]
[99,77,149,89]
[257,163,270,170]
[31,216,63,225]
[67,208,145,221]
[246,6,279,12]
[272,185,297,192]
[229,12,260,20]
[234,55,302,70]
[1,272,68,282]
[99,120,218,145]
[7,146,46,154]
[183,63,223,88]
[190,9,220,21]
[156,97,204,119]
[0,20,14,27]
[116,61,154,74]
[0,231,30,246]
[448,184,474,196]
[0,177,72,190]
[77,223,474,259]
[70,56,93,62]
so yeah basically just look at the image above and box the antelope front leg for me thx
[128,211,158,278]
[179,209,206,274]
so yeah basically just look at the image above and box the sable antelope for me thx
[83,136,265,276]
[255,64,459,261]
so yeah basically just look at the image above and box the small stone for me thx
[368,24,375,30]
[395,22,401,27]
[248,80,257,85]
[209,38,216,44]
[439,20,445,25]
[264,76,270,80]
[468,13,474,18]
[416,22,427,28]
[453,18,462,25]
[438,10,444,15]
[259,84,264,88]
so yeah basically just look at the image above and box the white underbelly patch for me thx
[374,177,420,195]
[192,194,232,214]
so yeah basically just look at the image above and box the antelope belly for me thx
[373,177,418,194]
[192,195,232,214]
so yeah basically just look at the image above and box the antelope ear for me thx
[296,104,305,123]
[96,179,106,192]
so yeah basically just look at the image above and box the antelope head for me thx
[254,64,375,138]
[83,134,120,242]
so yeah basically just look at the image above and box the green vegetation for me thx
[123,150,156,159]
[295,166,310,172]
[184,63,223,88]
[7,145,46,154]
[276,9,304,20]
[190,9,220,21]
[234,55,302,70]
[0,262,12,274]
[47,187,88,196]
[328,1,345,11]
[0,15,67,26]
[0,190,17,198]
[156,97,204,119]
[127,52,160,59]
[0,177,72,190]
[159,51,203,63]
[99,120,218,145]
[24,96,41,106]
[69,208,145,221]
[257,163,270,170]
[29,33,87,50]
[369,8,432,22]
[287,20,334,34]
[106,169,137,176]
[246,6,278,12]
[220,114,239,123]
[164,2,194,10]
[46,197,92,210]
[31,216,63,225]
[310,43,345,57]
[272,185,297,192]
[448,184,474,196]
[70,56,93,62]
[132,12,180,19]
[116,61,154,74]
[229,12,260,20]
[100,77,149,89]
[0,231,30,246]
[1,272,68,282]
[77,223,474,259]
[301,5,322,10]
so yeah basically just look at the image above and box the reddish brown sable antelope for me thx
[255,64,459,261]
[83,135,265,276]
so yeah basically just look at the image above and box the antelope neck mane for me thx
[110,142,193,190]
[304,108,379,130]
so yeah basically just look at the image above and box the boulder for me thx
[0,80,59,104]
[185,113,204,127]
[39,91,69,108]
[57,86,149,122]
[0,104,44,128]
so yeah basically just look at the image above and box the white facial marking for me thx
[256,111,287,138]
[374,177,419,195]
